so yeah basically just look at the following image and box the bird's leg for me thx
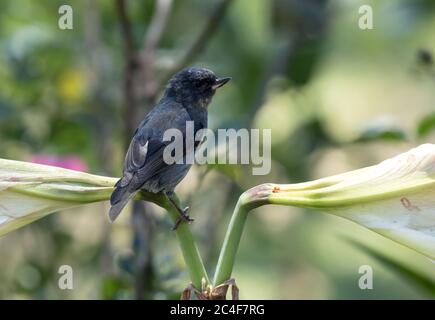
[164,191,194,230]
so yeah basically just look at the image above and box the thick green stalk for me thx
[213,184,272,287]
[213,199,248,286]
[139,191,210,289]
[172,214,210,289]
[166,207,210,288]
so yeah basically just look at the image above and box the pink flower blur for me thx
[29,154,88,172]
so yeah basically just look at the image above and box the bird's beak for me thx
[212,77,231,90]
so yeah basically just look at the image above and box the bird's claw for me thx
[172,208,194,230]
[182,207,194,222]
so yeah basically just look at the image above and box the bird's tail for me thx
[109,182,135,222]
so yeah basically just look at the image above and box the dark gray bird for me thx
[109,67,231,228]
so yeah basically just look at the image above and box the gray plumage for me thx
[109,67,231,222]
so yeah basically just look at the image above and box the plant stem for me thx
[212,199,248,286]
[140,191,210,289]
[212,185,272,287]
[172,213,211,289]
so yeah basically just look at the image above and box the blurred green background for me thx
[0,0,435,299]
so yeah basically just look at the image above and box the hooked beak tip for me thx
[212,77,231,90]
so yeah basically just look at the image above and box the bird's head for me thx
[164,67,231,108]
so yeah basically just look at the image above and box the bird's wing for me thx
[119,104,192,193]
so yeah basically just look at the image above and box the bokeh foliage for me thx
[0,0,435,299]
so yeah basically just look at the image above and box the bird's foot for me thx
[172,206,194,230]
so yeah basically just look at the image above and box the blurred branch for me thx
[132,201,155,298]
[116,0,138,142]
[116,0,135,56]
[158,0,233,90]
[140,0,173,102]
[143,0,172,51]
[116,0,157,300]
